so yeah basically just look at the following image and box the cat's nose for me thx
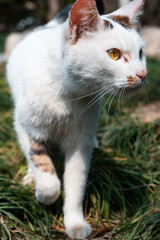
[136,69,147,82]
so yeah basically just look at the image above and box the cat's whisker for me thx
[79,85,116,118]
[83,84,115,110]
[121,87,126,109]
[83,86,115,113]
[100,87,117,113]
[118,88,122,113]
[142,86,150,108]
[118,88,124,113]
[107,88,119,114]
[80,86,111,112]
[147,80,158,90]
[65,86,109,102]
[145,83,153,96]
[78,90,105,118]
[115,83,126,112]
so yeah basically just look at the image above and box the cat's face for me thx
[96,18,147,90]
[64,0,147,94]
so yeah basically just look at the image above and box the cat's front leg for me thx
[28,138,61,205]
[15,120,61,205]
[63,143,93,239]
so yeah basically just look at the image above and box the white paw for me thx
[23,168,34,186]
[66,221,92,239]
[35,174,61,205]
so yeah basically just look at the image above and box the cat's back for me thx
[7,22,64,100]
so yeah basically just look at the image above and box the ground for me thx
[0,58,160,239]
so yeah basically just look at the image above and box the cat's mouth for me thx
[125,87,140,94]
[126,75,147,89]
[123,83,144,94]
[118,75,146,94]
[116,80,145,95]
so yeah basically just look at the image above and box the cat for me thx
[7,0,147,239]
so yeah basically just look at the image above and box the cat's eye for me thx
[107,48,121,61]
[139,49,143,60]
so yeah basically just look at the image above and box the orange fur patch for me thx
[127,75,138,85]
[30,138,46,152]
[30,139,55,175]
[109,15,134,29]
[69,0,98,43]
[104,20,113,29]
[31,154,55,174]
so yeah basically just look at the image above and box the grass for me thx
[0,33,7,53]
[0,57,160,239]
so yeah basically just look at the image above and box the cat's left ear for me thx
[69,0,101,44]
[110,0,144,24]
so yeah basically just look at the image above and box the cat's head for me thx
[63,0,147,94]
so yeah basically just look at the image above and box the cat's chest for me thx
[19,92,100,145]
[28,99,88,136]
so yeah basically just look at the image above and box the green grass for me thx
[0,33,7,53]
[0,58,160,239]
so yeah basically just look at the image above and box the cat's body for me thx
[8,15,102,144]
[7,0,147,238]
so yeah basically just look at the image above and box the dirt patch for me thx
[132,101,160,123]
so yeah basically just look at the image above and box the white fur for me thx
[34,168,61,205]
[110,0,144,23]
[7,0,146,238]
[23,166,34,186]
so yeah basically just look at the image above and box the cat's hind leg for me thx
[15,121,61,205]
[14,120,34,186]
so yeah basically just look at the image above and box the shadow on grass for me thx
[87,148,149,218]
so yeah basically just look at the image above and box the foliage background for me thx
[0,0,160,32]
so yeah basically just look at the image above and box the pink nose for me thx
[136,69,147,82]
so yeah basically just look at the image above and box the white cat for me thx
[7,0,147,238]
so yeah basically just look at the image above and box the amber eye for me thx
[139,49,143,60]
[107,48,121,61]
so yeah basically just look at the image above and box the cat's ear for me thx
[110,0,144,24]
[69,0,100,44]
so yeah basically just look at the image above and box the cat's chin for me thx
[122,84,143,96]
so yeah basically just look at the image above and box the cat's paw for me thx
[23,168,34,186]
[35,174,61,205]
[66,222,92,239]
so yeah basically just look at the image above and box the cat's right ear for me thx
[69,0,101,44]
[110,0,144,24]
